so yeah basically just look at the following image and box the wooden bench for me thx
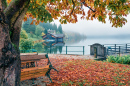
[20,53,58,83]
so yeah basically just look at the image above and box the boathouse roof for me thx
[42,33,64,38]
[52,34,64,38]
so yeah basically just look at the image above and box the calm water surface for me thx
[63,38,130,55]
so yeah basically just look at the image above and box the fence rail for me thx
[19,46,85,55]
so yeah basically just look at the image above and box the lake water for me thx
[28,37,130,55]
[63,37,130,55]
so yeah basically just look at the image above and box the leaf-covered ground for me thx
[37,57,130,86]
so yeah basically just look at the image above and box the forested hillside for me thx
[20,18,87,50]
[20,18,63,50]
[22,18,63,37]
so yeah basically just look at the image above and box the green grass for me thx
[27,33,42,41]
[106,55,130,65]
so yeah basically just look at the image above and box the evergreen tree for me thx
[35,25,45,37]
[58,24,63,34]
[22,18,36,34]
[53,23,57,32]
[44,28,48,34]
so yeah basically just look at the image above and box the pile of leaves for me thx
[37,57,130,86]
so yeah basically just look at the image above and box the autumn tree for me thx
[0,0,130,85]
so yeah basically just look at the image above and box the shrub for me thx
[20,39,33,50]
[20,29,28,39]
[106,55,130,65]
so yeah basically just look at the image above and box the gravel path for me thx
[48,54,95,59]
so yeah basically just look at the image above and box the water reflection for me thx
[20,38,85,55]
[43,41,65,54]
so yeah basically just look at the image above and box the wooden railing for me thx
[103,43,130,56]
[20,46,85,55]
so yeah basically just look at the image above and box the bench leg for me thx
[32,78,35,84]
[46,73,52,83]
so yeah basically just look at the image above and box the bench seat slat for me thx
[20,65,49,81]
[21,68,49,75]
[21,71,47,78]
[21,73,47,81]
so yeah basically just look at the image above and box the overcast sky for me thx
[52,13,130,36]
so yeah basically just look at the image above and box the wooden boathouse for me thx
[42,33,64,42]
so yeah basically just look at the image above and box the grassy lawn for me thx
[46,58,130,86]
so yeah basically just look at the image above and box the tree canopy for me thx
[7,0,130,28]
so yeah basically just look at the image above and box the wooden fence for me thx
[103,43,130,56]
[90,43,130,57]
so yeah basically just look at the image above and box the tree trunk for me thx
[0,9,20,86]
[0,0,30,85]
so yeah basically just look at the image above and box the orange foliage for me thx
[36,58,130,86]
[6,0,130,27]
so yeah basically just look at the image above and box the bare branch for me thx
[82,1,96,12]
[71,0,75,15]
[66,0,68,6]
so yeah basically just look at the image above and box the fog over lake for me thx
[52,13,130,37]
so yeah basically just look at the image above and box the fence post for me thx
[83,46,84,55]
[126,44,127,53]
[115,44,116,54]
[66,46,67,54]
[50,46,51,54]
[119,46,120,56]
[107,48,108,55]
